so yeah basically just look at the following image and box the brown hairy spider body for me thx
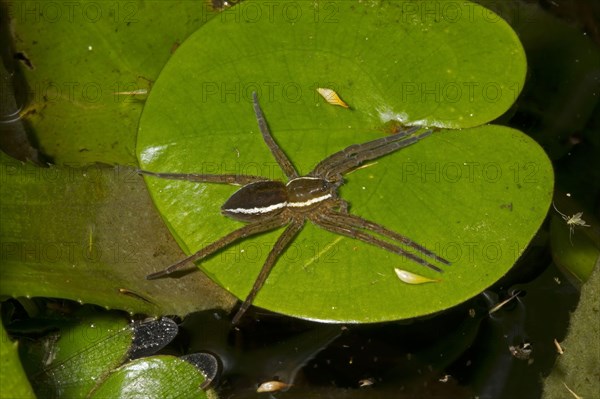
[140,92,449,323]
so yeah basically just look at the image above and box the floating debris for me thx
[358,378,375,387]
[118,288,154,305]
[488,290,522,315]
[346,161,378,175]
[554,276,561,285]
[256,380,290,393]
[394,268,440,285]
[317,88,350,108]
[113,88,149,96]
[554,338,564,355]
[563,382,583,399]
[509,342,532,360]
[88,223,95,256]
[552,202,590,244]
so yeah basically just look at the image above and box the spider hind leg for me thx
[313,212,446,273]
[232,220,305,324]
[324,211,450,265]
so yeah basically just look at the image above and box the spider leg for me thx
[310,126,419,177]
[232,219,305,324]
[138,170,267,186]
[146,216,289,280]
[312,212,443,272]
[322,211,449,265]
[323,130,432,180]
[333,198,350,214]
[309,127,430,180]
[252,92,300,180]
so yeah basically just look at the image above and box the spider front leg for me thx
[310,127,419,178]
[252,92,300,180]
[137,169,267,186]
[310,127,431,181]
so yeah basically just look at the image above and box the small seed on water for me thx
[256,380,290,393]
[554,338,564,355]
[358,378,375,387]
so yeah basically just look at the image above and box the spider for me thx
[140,92,449,323]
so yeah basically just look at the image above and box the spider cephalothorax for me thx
[141,92,449,323]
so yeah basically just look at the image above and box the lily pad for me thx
[9,0,220,165]
[137,0,548,322]
[90,356,209,399]
[0,151,236,316]
[0,314,35,399]
[20,311,132,398]
[17,309,209,398]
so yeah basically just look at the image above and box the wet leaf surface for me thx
[136,0,550,322]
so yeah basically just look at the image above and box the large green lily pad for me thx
[9,0,220,165]
[137,0,550,322]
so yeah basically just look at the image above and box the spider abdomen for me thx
[221,180,288,222]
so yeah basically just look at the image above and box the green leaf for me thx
[136,0,525,141]
[20,310,132,398]
[17,309,210,398]
[0,151,236,316]
[541,262,600,399]
[90,356,209,399]
[10,0,219,164]
[136,0,545,322]
[139,123,553,322]
[0,315,35,399]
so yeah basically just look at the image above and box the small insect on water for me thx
[552,202,590,244]
[140,92,449,323]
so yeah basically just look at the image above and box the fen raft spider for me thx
[141,92,449,323]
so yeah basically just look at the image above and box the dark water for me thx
[176,255,579,398]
